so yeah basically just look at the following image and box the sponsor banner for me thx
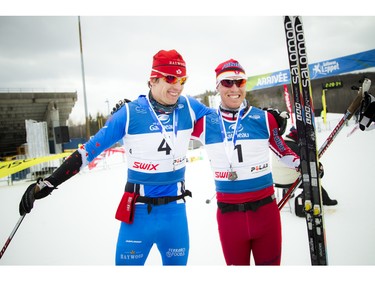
[0,152,72,179]
[247,71,289,91]
[247,49,375,91]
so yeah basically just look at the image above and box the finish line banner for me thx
[0,152,71,179]
[246,49,375,91]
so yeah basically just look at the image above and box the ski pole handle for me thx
[362,78,371,93]
[348,90,365,118]
[348,78,372,118]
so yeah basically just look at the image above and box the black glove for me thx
[265,108,290,135]
[111,98,131,115]
[19,178,56,216]
[359,92,375,131]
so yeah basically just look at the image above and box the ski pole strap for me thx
[136,190,192,213]
[217,194,275,214]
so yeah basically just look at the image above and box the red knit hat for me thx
[150,49,186,78]
[215,59,247,84]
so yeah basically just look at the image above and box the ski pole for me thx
[278,176,302,210]
[278,78,371,210]
[0,178,54,260]
[0,215,26,260]
[318,79,370,157]
[205,193,216,204]
[278,86,364,209]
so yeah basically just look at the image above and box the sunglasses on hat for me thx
[162,75,188,85]
[152,69,188,85]
[220,79,247,88]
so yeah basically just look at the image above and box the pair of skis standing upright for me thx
[282,16,371,265]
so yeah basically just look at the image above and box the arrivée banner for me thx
[246,49,375,91]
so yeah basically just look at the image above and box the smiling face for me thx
[149,50,187,106]
[214,59,247,110]
[217,77,247,109]
[149,77,184,106]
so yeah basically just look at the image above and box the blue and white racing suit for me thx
[82,94,211,265]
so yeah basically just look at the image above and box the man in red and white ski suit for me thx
[192,59,300,265]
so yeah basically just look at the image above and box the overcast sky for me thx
[1,2,375,123]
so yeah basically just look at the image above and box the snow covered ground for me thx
[1,114,374,279]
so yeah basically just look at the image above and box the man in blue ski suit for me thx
[19,49,213,265]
